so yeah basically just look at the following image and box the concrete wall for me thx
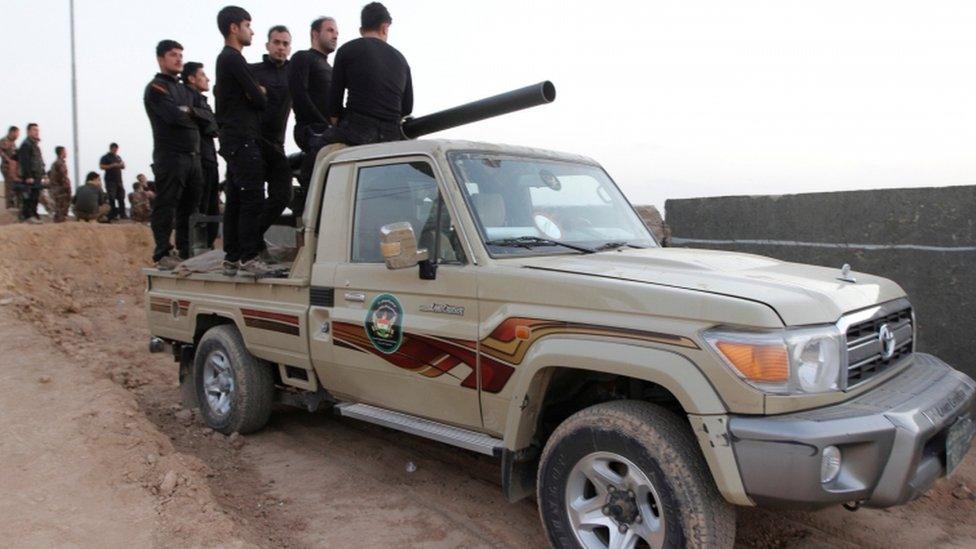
[658,185,976,379]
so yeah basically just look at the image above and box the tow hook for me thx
[843,500,863,512]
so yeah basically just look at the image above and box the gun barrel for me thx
[401,81,556,139]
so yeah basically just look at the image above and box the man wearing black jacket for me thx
[249,25,293,235]
[215,5,270,278]
[182,61,220,249]
[17,123,46,223]
[144,40,203,269]
[288,16,337,202]
[325,3,412,146]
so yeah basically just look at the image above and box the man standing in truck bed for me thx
[324,2,413,146]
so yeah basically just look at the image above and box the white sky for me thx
[2,0,974,210]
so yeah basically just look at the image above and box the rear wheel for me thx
[194,325,274,434]
[537,400,734,549]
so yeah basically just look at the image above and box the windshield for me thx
[448,152,656,256]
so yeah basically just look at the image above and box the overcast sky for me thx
[2,0,974,209]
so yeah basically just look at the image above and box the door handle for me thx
[344,292,366,303]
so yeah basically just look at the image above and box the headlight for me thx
[703,325,845,394]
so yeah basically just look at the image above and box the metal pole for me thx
[69,0,80,189]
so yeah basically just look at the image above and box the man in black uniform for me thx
[215,5,270,278]
[181,61,220,249]
[249,25,293,236]
[287,16,338,208]
[98,143,127,220]
[325,2,413,146]
[143,40,204,269]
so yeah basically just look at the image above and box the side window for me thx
[351,162,466,264]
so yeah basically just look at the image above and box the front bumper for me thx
[729,353,976,508]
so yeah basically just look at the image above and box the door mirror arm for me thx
[418,259,438,280]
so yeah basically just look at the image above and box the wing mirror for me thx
[379,222,437,279]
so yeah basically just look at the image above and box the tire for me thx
[194,325,274,435]
[537,400,735,549]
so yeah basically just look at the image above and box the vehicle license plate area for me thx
[946,415,975,476]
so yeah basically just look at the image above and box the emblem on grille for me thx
[878,323,896,360]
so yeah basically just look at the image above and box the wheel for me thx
[194,325,274,435]
[537,400,735,549]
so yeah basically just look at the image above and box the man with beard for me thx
[215,5,271,277]
[287,16,337,212]
[143,39,203,269]
[249,25,293,239]
[181,61,220,249]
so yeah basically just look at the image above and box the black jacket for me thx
[249,55,292,146]
[186,85,219,166]
[326,38,412,124]
[143,73,201,156]
[17,137,45,181]
[287,48,332,128]
[215,45,266,149]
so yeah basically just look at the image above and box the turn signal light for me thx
[715,342,789,382]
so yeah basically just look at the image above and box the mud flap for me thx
[178,345,198,409]
[501,448,539,502]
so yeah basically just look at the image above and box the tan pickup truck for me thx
[146,85,975,548]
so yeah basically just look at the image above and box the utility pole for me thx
[69,0,80,189]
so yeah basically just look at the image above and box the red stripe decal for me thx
[241,308,300,325]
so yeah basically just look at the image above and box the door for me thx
[328,159,482,428]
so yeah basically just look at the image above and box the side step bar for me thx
[335,402,504,456]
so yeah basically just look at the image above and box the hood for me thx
[515,247,906,326]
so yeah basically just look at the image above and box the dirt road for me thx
[0,220,973,548]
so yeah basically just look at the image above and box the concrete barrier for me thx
[656,185,976,379]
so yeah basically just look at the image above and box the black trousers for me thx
[294,123,328,217]
[200,161,220,248]
[258,140,292,237]
[221,140,265,263]
[18,183,40,220]
[106,180,126,220]
[150,152,202,262]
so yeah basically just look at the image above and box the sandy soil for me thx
[0,217,973,548]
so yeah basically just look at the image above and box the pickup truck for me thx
[146,85,975,549]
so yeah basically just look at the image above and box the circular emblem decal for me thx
[878,323,896,360]
[365,293,404,354]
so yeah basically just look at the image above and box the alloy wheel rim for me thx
[202,350,235,418]
[565,451,666,549]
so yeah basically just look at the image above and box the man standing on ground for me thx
[0,126,20,210]
[99,143,127,220]
[288,16,337,208]
[250,25,293,235]
[17,123,46,224]
[325,3,412,146]
[181,61,220,249]
[143,39,204,269]
[48,146,72,222]
[215,5,271,277]
[73,172,111,222]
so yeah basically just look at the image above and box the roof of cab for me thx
[317,138,600,167]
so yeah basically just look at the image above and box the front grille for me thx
[845,303,913,388]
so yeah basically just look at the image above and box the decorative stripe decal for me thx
[332,317,696,393]
[149,297,189,317]
[241,308,301,336]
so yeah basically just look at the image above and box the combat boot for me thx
[221,260,239,277]
[155,253,182,271]
[239,258,273,278]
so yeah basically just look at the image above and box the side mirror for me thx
[379,222,429,270]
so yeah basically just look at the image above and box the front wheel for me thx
[537,400,735,549]
[194,325,274,434]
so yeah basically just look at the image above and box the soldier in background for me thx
[99,143,127,220]
[128,180,155,223]
[17,123,46,224]
[181,61,220,249]
[249,25,293,238]
[0,126,20,210]
[288,16,337,205]
[324,3,412,146]
[73,171,110,222]
[48,146,72,223]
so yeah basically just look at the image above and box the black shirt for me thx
[100,153,123,184]
[249,55,292,146]
[185,85,219,165]
[288,49,332,128]
[326,38,413,124]
[143,73,200,155]
[214,45,266,148]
